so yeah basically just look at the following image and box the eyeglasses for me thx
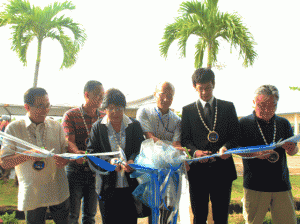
[32,104,51,110]
[157,92,173,100]
[106,106,124,112]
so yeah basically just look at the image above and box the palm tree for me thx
[0,0,86,87]
[160,0,257,69]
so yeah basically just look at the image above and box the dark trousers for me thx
[99,187,137,224]
[189,175,232,224]
[25,198,70,224]
[148,207,174,224]
[66,166,97,224]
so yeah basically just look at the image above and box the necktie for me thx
[204,102,212,130]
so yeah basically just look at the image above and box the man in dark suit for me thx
[181,68,239,224]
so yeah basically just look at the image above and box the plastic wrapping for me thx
[131,139,186,224]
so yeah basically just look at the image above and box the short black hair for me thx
[102,88,126,109]
[24,87,48,106]
[192,68,215,87]
[84,80,102,94]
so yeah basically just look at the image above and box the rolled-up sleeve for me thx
[136,107,153,133]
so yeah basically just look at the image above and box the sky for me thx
[1,0,300,117]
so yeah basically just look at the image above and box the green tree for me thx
[0,0,86,87]
[160,0,257,69]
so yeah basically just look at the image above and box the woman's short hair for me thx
[24,87,48,106]
[102,88,126,109]
[192,68,215,87]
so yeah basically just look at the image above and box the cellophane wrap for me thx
[131,139,186,224]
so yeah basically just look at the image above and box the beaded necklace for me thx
[256,119,276,145]
[256,118,279,163]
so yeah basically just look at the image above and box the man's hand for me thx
[54,155,69,169]
[194,150,211,163]
[219,146,231,160]
[122,160,134,173]
[75,151,87,164]
[257,150,272,160]
[110,158,121,172]
[282,142,298,156]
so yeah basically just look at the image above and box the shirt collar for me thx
[101,114,132,129]
[24,114,46,128]
[253,110,275,124]
[81,104,101,117]
[155,106,170,116]
[199,96,215,108]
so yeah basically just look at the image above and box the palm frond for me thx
[51,16,86,46]
[218,12,257,67]
[159,22,179,58]
[43,1,75,19]
[47,31,78,69]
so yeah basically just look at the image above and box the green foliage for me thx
[0,211,19,224]
[290,86,300,91]
[0,0,86,86]
[160,0,257,69]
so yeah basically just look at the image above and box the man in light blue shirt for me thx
[136,81,181,147]
[136,81,184,224]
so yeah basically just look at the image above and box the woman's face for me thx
[105,104,124,124]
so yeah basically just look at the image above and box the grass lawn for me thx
[2,177,300,223]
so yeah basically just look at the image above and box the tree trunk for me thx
[207,42,212,69]
[33,39,43,87]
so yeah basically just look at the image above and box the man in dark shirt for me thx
[239,84,298,224]
[62,80,105,224]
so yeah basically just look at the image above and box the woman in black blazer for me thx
[87,88,145,224]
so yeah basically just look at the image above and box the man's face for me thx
[155,84,174,111]
[86,85,104,108]
[254,95,277,121]
[26,95,50,123]
[194,82,214,102]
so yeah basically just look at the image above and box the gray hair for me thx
[155,81,175,95]
[254,85,279,102]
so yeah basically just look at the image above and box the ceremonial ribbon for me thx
[3,130,300,224]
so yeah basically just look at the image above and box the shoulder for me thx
[275,115,290,125]
[45,118,63,130]
[137,106,153,114]
[5,120,25,132]
[239,114,255,124]
[216,99,234,107]
[169,110,181,122]
[128,117,142,127]
[63,107,80,119]
[183,102,197,111]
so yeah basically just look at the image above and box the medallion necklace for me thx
[196,100,219,143]
[256,119,279,163]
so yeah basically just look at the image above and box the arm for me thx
[1,124,42,169]
[1,151,40,169]
[136,107,161,142]
[181,106,211,160]
[62,112,85,163]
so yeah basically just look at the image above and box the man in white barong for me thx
[0,87,71,224]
